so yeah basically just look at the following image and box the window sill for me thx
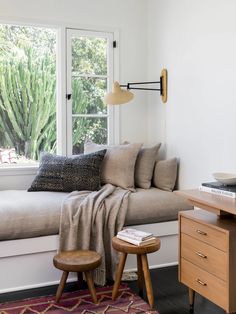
[0,164,39,176]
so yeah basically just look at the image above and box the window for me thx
[0,24,116,167]
[0,24,57,165]
[66,29,114,154]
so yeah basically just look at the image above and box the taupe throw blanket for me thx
[59,183,130,285]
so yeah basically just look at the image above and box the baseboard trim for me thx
[123,261,178,273]
[0,262,178,294]
[0,276,77,294]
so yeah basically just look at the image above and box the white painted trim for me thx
[57,27,67,155]
[0,277,77,294]
[66,29,73,155]
[0,166,38,176]
[72,114,108,118]
[0,235,59,258]
[0,220,178,293]
[124,262,178,273]
[67,29,113,39]
[0,260,179,294]
[0,17,60,30]
[112,30,120,145]
[73,74,108,79]
[0,17,120,33]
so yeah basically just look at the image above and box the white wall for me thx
[147,0,236,188]
[0,0,148,189]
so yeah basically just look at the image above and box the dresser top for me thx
[175,189,236,216]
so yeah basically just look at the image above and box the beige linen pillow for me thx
[153,158,178,191]
[84,142,142,190]
[135,143,161,189]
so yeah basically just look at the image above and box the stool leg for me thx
[141,254,154,308]
[112,252,127,300]
[77,272,83,289]
[84,271,98,304]
[56,271,69,303]
[137,254,144,297]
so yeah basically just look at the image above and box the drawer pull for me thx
[196,229,207,236]
[196,279,207,286]
[195,251,207,259]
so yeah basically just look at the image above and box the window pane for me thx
[72,37,107,76]
[72,77,107,114]
[72,117,107,154]
[0,24,56,165]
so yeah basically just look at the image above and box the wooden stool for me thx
[53,250,101,303]
[112,236,160,308]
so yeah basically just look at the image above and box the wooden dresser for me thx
[177,189,236,314]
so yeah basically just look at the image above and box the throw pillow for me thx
[84,142,142,191]
[28,150,106,192]
[153,158,178,192]
[135,143,161,189]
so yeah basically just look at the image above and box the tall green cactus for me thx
[0,46,56,160]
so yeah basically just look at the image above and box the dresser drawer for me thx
[180,258,227,310]
[181,233,227,281]
[181,216,227,251]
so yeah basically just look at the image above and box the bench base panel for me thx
[0,221,178,293]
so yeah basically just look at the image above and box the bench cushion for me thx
[126,188,191,225]
[0,188,192,241]
[0,190,67,240]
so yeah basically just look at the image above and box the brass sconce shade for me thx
[104,81,134,105]
[104,68,167,105]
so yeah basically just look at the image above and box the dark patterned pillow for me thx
[28,150,106,192]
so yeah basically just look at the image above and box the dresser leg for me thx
[188,288,195,310]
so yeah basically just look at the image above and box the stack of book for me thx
[117,228,156,246]
[199,181,236,198]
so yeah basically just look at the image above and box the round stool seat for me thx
[112,237,160,255]
[53,250,102,272]
[53,250,101,304]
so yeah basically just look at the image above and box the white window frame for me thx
[66,28,115,155]
[0,20,120,175]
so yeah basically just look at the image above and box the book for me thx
[199,184,236,199]
[117,234,157,246]
[202,181,236,192]
[117,228,153,241]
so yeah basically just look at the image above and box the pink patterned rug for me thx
[0,284,159,314]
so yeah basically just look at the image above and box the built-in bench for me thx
[0,188,192,293]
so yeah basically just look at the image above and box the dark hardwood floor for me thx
[0,266,226,314]
[129,266,226,314]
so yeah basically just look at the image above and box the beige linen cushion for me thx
[153,158,178,191]
[135,143,161,189]
[84,142,142,190]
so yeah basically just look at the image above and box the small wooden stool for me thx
[53,250,101,303]
[112,236,160,308]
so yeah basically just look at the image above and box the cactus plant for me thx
[0,46,56,160]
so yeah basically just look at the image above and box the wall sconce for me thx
[104,69,167,105]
